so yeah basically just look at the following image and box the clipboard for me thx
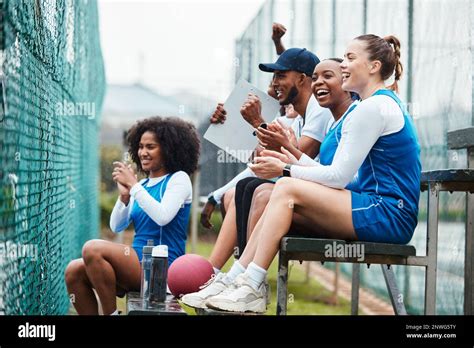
[204,79,280,163]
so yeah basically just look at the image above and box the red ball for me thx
[167,254,214,298]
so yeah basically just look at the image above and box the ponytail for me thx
[383,35,403,92]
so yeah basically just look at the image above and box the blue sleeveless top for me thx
[319,102,359,191]
[130,174,191,264]
[351,89,421,243]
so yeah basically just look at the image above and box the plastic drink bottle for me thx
[148,245,168,303]
[140,239,154,300]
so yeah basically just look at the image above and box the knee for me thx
[273,177,294,197]
[222,187,235,210]
[82,239,104,264]
[65,259,86,286]
[235,178,250,192]
[253,187,272,208]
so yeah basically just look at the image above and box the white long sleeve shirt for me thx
[289,94,404,188]
[211,95,332,203]
[109,171,192,231]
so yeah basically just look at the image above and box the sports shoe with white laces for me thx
[205,273,267,313]
[180,272,232,309]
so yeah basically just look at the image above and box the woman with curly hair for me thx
[65,116,200,315]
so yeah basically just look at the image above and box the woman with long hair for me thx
[205,34,421,313]
[65,116,200,315]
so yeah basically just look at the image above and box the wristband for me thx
[207,195,218,206]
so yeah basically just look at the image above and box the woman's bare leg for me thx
[81,240,141,315]
[65,258,99,315]
[219,187,234,218]
[208,188,238,269]
[233,184,274,268]
[237,203,336,268]
[237,206,269,268]
[252,177,356,269]
[246,183,274,240]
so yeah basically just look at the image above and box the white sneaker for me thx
[205,273,267,313]
[180,272,232,309]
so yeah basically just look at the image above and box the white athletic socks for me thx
[225,261,267,290]
[245,262,267,290]
[213,266,221,275]
[110,309,120,315]
[226,260,246,282]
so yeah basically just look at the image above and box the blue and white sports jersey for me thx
[291,89,421,244]
[130,174,191,264]
[351,89,421,244]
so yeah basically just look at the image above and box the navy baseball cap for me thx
[259,48,320,76]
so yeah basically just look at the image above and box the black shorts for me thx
[234,177,274,257]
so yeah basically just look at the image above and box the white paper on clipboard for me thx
[204,79,280,163]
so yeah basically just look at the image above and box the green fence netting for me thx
[0,0,105,314]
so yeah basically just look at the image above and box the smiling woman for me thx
[201,34,422,314]
[126,117,200,176]
[65,116,200,315]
